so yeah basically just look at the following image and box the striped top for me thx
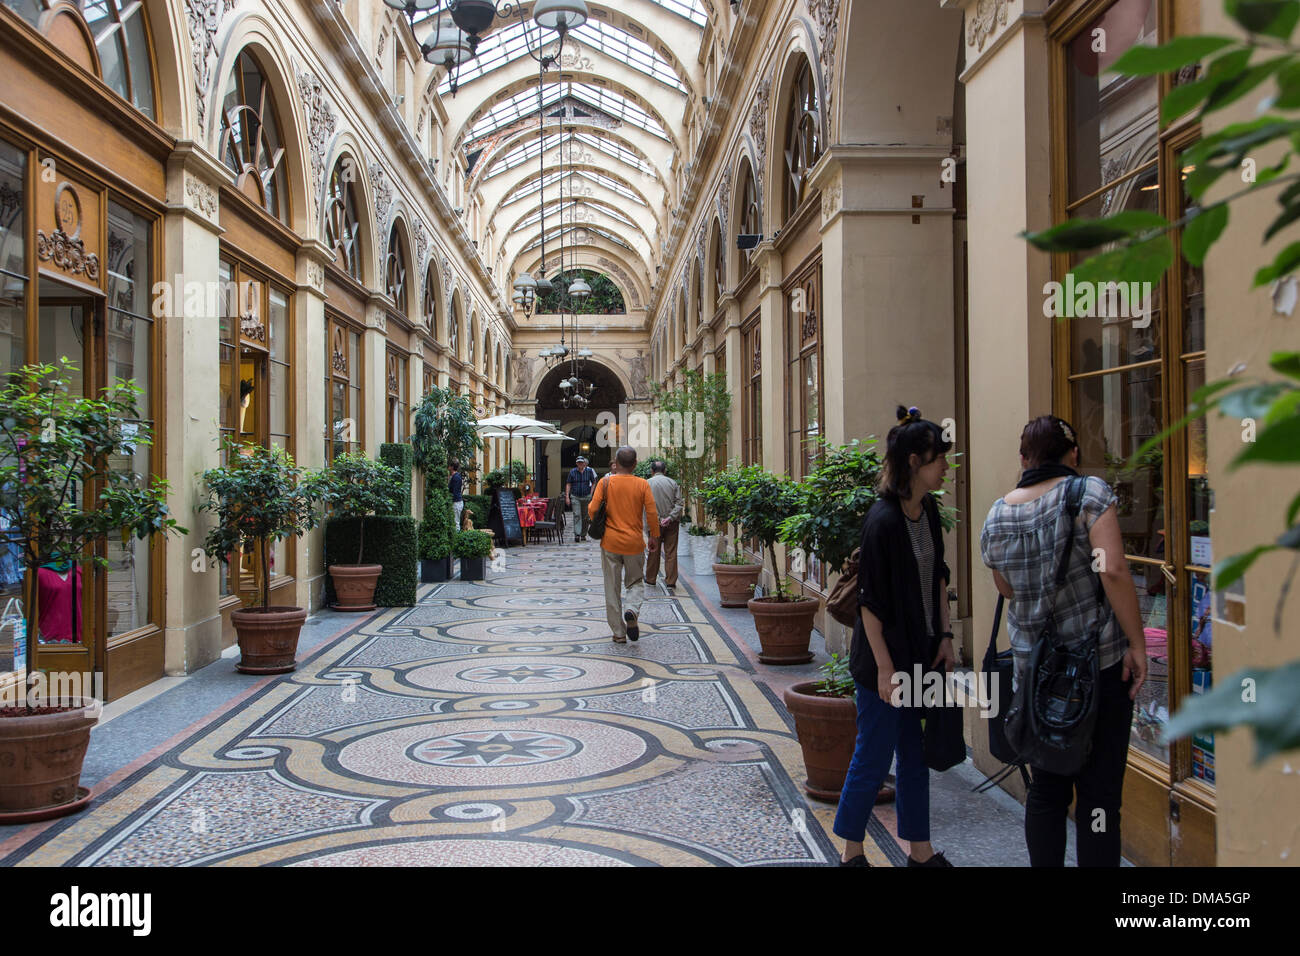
[905,510,936,638]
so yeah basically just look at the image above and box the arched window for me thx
[468,316,476,366]
[449,299,460,358]
[738,160,760,266]
[483,331,491,376]
[422,262,438,332]
[9,1,156,118]
[324,158,362,280]
[783,56,822,222]
[385,223,408,314]
[712,219,724,313]
[693,257,703,335]
[219,51,288,222]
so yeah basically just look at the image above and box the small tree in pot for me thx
[699,466,762,605]
[0,360,185,820]
[201,439,322,674]
[315,452,406,611]
[733,468,816,664]
[783,653,860,801]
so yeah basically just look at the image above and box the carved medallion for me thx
[968,0,1010,52]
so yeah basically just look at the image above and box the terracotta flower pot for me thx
[0,698,99,819]
[714,562,762,607]
[329,563,383,611]
[231,605,308,674]
[783,681,858,801]
[747,595,818,664]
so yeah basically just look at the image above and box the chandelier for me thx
[391,0,588,95]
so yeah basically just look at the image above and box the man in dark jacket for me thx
[566,456,597,542]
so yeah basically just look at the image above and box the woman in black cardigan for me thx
[836,407,956,867]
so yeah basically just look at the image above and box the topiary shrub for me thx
[420,443,454,561]
[324,516,417,606]
[379,443,414,516]
[452,529,493,559]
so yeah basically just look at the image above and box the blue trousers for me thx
[832,681,931,844]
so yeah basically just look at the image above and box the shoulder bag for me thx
[1003,476,1105,777]
[588,476,610,541]
[826,547,861,627]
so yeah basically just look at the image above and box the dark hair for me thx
[1019,415,1079,468]
[616,445,637,469]
[239,379,254,401]
[878,405,952,500]
[650,459,666,474]
[450,459,460,471]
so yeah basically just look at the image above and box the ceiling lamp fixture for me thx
[396,0,589,96]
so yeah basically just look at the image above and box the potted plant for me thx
[783,653,859,801]
[418,445,454,583]
[0,360,185,821]
[201,439,322,674]
[699,467,762,606]
[735,468,817,664]
[315,452,406,610]
[453,529,493,581]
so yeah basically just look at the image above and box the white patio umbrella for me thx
[476,414,571,489]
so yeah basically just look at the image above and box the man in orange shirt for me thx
[589,445,660,643]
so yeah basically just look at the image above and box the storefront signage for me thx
[36,169,102,291]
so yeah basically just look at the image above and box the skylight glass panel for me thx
[645,0,709,26]
[518,199,637,231]
[573,132,656,178]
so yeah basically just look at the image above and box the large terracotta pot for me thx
[783,681,858,801]
[0,698,99,819]
[747,596,818,664]
[329,563,383,611]
[231,605,308,674]
[714,563,762,607]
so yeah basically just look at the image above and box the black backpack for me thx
[1002,476,1105,778]
[588,476,609,540]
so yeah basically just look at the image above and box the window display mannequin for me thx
[37,559,81,644]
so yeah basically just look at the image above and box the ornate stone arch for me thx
[385,213,415,317]
[768,26,827,227]
[207,18,313,236]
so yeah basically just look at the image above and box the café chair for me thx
[532,496,563,545]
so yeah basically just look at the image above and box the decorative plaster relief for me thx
[186,0,238,132]
[185,176,218,221]
[967,0,1010,52]
[297,70,337,219]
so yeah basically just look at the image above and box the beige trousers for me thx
[601,548,645,638]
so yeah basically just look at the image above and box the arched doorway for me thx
[533,361,628,497]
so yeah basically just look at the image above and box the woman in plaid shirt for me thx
[980,415,1148,867]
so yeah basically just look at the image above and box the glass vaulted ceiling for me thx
[409,0,705,305]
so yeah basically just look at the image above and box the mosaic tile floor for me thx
[0,541,892,867]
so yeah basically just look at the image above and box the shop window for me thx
[218,258,293,597]
[742,317,761,467]
[782,56,822,223]
[219,50,289,223]
[325,313,363,464]
[324,158,363,281]
[386,349,408,443]
[785,261,822,481]
[6,0,156,118]
[1052,0,1216,824]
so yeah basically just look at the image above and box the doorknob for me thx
[1161,564,1177,592]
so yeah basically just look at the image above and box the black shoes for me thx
[907,851,954,868]
[624,610,639,642]
[839,855,870,867]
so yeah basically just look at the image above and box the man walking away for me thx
[645,459,683,593]
[566,455,598,542]
[450,460,464,529]
[589,446,659,643]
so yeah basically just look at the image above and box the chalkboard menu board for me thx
[490,489,523,546]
